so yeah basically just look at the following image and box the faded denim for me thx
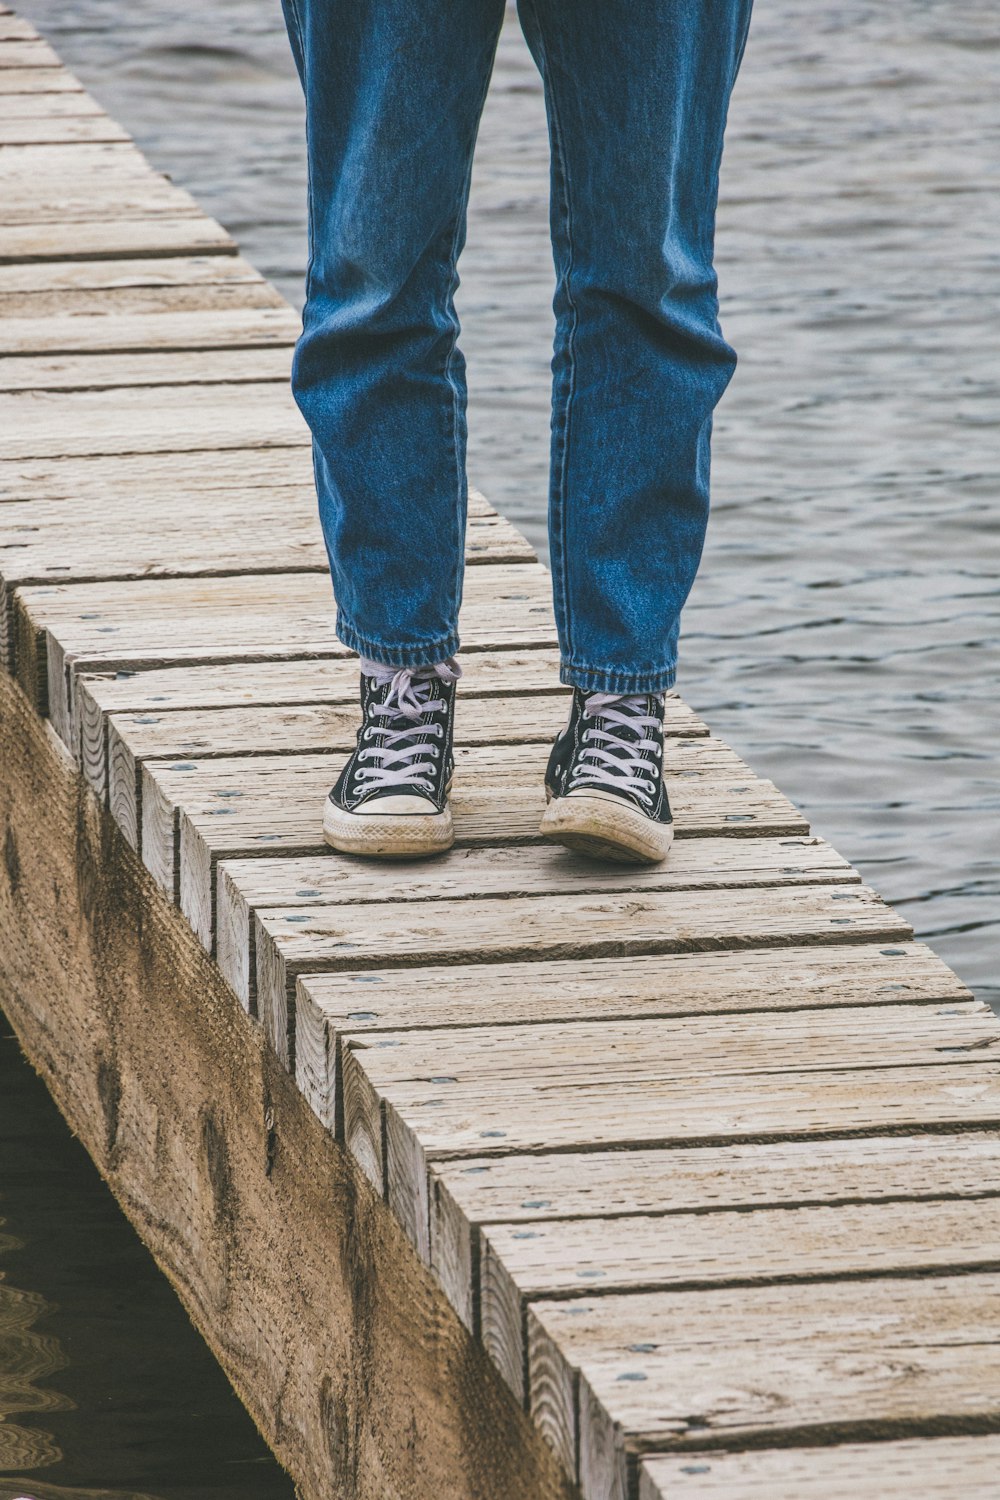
[281,0,753,692]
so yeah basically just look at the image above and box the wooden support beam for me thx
[0,665,575,1500]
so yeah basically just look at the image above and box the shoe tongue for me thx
[584,692,651,741]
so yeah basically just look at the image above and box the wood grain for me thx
[430,1128,998,1331]
[482,1195,1000,1402]
[529,1276,1000,1495]
[215,836,852,1009]
[639,1437,1000,1500]
[0,666,575,1500]
[13,563,557,735]
[0,215,235,262]
[255,881,902,1065]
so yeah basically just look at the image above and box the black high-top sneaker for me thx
[323,658,459,858]
[540,689,673,864]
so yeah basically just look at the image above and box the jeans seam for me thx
[441,29,501,647]
[524,0,578,664]
[284,0,315,306]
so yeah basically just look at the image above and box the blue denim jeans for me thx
[281,0,752,693]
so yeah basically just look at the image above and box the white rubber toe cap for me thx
[353,794,439,816]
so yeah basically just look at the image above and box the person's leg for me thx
[516,0,753,693]
[281,0,506,668]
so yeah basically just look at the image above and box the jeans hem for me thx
[337,612,460,670]
[559,660,677,695]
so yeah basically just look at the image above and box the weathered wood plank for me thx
[131,745,805,955]
[430,1128,999,1331]
[216,838,855,1012]
[528,1276,1000,1495]
[0,442,309,502]
[258,881,895,1065]
[185,766,806,954]
[1,506,530,682]
[1,182,210,224]
[295,942,966,1145]
[482,1195,1000,1401]
[0,139,160,174]
[0,253,264,294]
[0,308,298,362]
[0,37,59,66]
[74,646,566,793]
[0,215,235,262]
[0,15,39,39]
[14,563,556,735]
[103,692,698,846]
[0,113,128,143]
[0,346,294,391]
[639,1436,1000,1500]
[0,284,284,323]
[342,1046,1000,1254]
[110,694,566,846]
[0,89,104,116]
[0,65,83,92]
[0,382,306,460]
[109,688,570,852]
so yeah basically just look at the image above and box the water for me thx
[0,1015,295,1500]
[3,0,999,1489]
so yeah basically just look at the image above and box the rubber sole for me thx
[539,792,674,866]
[323,801,454,859]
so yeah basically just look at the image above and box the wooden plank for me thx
[0,216,235,262]
[0,38,60,66]
[13,563,556,734]
[342,1047,1000,1254]
[1,505,529,681]
[0,90,105,116]
[0,115,131,143]
[527,1276,1000,1495]
[0,345,294,391]
[135,747,805,957]
[0,443,313,502]
[430,1128,999,1331]
[481,1195,1000,1401]
[257,881,895,1065]
[0,16,39,39]
[296,941,966,1139]
[74,645,567,792]
[0,279,284,321]
[102,687,698,827]
[0,308,298,362]
[0,139,164,176]
[0,381,302,461]
[2,481,517,689]
[639,1436,1000,1500]
[109,689,570,856]
[216,838,855,1012]
[218,835,850,987]
[109,693,563,830]
[0,66,83,93]
[0,252,266,293]
[0,184,209,225]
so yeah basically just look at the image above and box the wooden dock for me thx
[2,13,999,1498]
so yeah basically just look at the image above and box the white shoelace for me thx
[355,657,461,795]
[569,692,662,806]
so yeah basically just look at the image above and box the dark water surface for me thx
[0,1016,295,1500]
[3,0,999,1491]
